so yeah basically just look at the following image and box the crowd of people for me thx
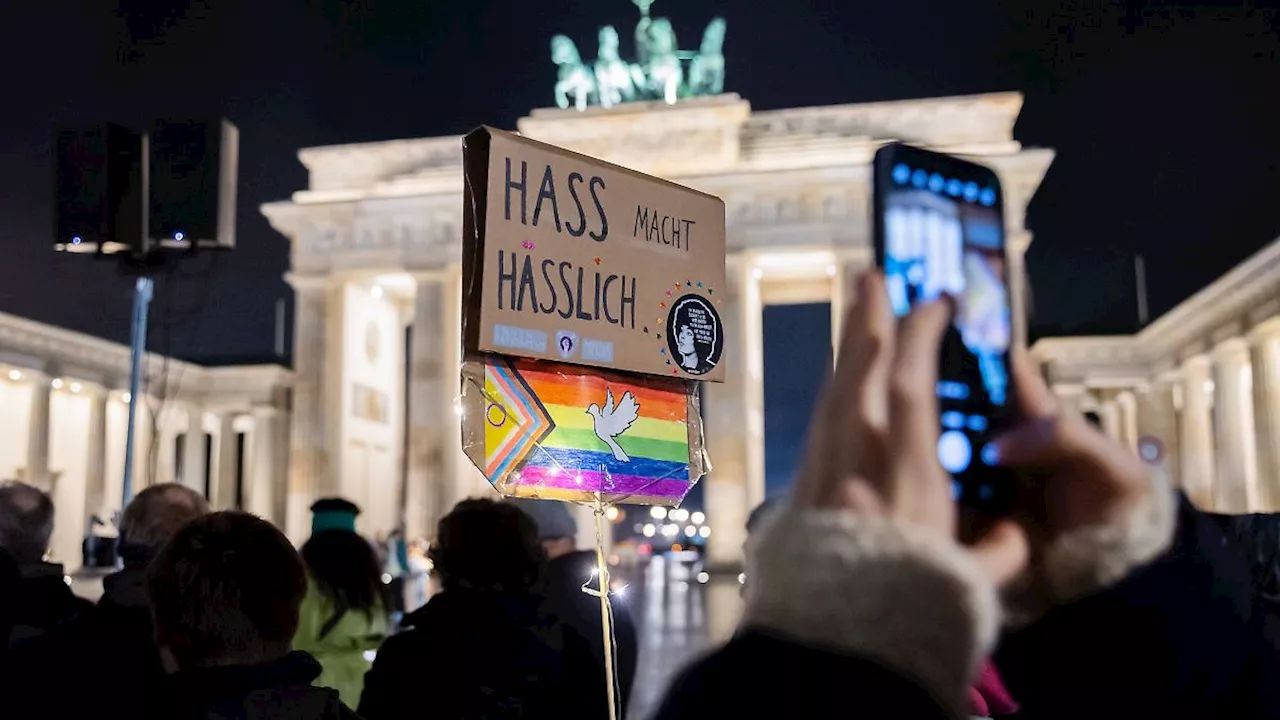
[2,270,1280,719]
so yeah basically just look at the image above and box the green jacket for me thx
[293,577,389,707]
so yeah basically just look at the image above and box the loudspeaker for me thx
[148,119,239,250]
[53,123,145,255]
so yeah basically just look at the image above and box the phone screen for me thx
[873,144,1016,514]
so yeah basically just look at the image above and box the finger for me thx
[885,299,952,503]
[969,520,1030,587]
[1010,346,1058,418]
[994,413,1130,475]
[833,477,887,515]
[833,271,895,433]
[796,273,894,506]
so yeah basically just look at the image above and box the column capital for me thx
[1250,316,1280,343]
[1051,382,1087,397]
[1182,353,1212,371]
[1213,336,1251,359]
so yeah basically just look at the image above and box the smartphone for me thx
[872,143,1017,516]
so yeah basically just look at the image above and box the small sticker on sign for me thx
[493,325,547,354]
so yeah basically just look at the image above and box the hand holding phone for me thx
[872,143,1017,517]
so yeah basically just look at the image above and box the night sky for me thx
[2,2,1279,493]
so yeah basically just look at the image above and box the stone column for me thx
[1249,319,1280,510]
[406,274,451,541]
[1213,339,1259,512]
[1051,383,1087,421]
[182,406,208,496]
[1136,376,1180,486]
[1008,230,1032,350]
[1116,391,1139,453]
[702,255,765,571]
[1179,355,1215,508]
[1098,397,1121,443]
[245,407,281,521]
[83,385,109,520]
[214,414,240,510]
[829,256,868,359]
[286,281,332,544]
[26,372,52,489]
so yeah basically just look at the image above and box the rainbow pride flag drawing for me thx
[461,355,706,506]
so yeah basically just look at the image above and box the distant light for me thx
[670,508,689,523]
[71,236,82,245]
[1204,380,1215,395]
[611,585,627,599]
[64,575,72,586]
[7,370,21,381]
[642,524,656,537]
[381,573,392,584]
[453,398,464,417]
[174,231,185,242]
[605,506,620,521]
[684,525,696,537]
[751,267,763,280]
[737,573,746,585]
[362,650,377,663]
[649,506,667,519]
[121,392,132,404]
[370,285,385,299]
[696,571,710,584]
[698,526,711,538]
[690,511,705,525]
[662,523,678,537]
[826,264,837,276]
[69,382,82,393]
[51,378,63,390]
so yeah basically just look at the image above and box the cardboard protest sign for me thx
[461,127,727,382]
[460,354,706,507]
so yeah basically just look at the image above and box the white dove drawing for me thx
[586,388,640,462]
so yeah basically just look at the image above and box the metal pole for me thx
[121,277,154,507]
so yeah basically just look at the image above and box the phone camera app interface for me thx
[883,162,1011,491]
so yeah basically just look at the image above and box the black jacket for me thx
[359,588,607,720]
[652,629,959,719]
[154,651,358,720]
[996,495,1280,719]
[7,560,92,647]
[6,567,167,719]
[540,550,639,708]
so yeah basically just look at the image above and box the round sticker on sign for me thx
[665,294,723,376]
[1138,436,1163,465]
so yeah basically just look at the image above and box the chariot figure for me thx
[594,25,637,108]
[640,17,682,104]
[551,35,596,111]
[687,17,726,96]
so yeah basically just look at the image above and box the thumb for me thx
[969,520,1029,587]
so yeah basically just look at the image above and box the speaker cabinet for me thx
[148,119,239,250]
[53,123,145,255]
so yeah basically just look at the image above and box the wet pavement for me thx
[618,555,743,720]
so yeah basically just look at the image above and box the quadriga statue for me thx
[641,17,682,104]
[687,17,726,96]
[551,35,595,111]
[594,25,637,108]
